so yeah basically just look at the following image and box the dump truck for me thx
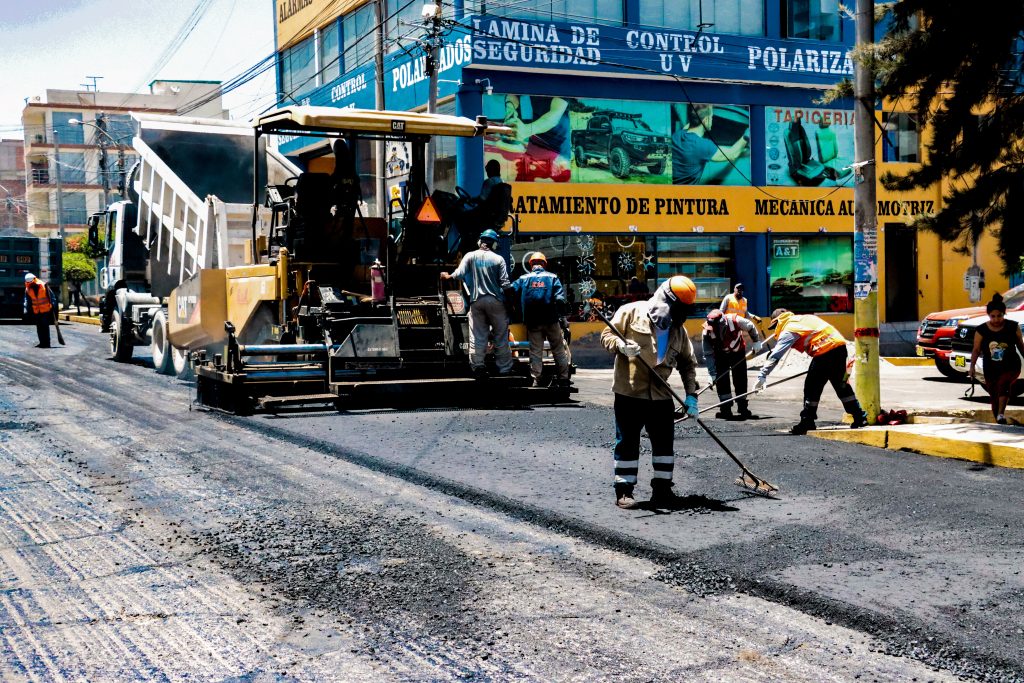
[0,229,62,318]
[88,113,301,376]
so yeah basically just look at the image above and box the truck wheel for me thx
[609,146,630,179]
[171,344,194,380]
[110,311,134,363]
[151,310,174,375]
[647,158,668,176]
[574,145,587,168]
[934,357,964,380]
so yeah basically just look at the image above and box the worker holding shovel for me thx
[754,308,868,435]
[600,276,700,510]
[702,309,764,421]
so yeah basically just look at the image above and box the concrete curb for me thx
[882,357,933,367]
[810,424,1024,469]
[57,313,100,325]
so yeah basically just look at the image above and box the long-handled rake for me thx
[595,308,779,498]
[675,370,810,424]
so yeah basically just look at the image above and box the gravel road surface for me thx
[1,321,1021,681]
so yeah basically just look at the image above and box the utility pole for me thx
[853,0,880,423]
[53,128,65,243]
[374,0,387,219]
[424,0,442,186]
[96,113,112,209]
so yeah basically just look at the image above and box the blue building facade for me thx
[273,0,962,330]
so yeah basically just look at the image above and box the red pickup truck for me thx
[916,283,1024,378]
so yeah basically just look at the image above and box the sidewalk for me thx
[811,422,1024,469]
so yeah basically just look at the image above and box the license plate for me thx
[915,346,924,357]
[954,355,966,368]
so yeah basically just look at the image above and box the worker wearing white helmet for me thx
[510,251,571,387]
[600,276,700,510]
[23,273,58,348]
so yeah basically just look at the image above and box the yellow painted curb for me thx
[811,428,889,449]
[882,357,934,367]
[810,426,1024,469]
[58,313,100,326]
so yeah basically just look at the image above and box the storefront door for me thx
[885,224,918,322]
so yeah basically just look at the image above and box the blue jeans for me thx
[613,393,675,490]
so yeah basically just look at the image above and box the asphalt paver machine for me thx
[180,107,575,413]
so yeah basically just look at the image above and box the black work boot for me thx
[715,405,734,420]
[649,481,684,509]
[735,401,754,420]
[850,411,868,429]
[615,485,637,510]
[790,419,817,435]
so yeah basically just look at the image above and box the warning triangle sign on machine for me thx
[416,196,443,224]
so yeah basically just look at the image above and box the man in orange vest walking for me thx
[23,273,58,348]
[754,308,867,434]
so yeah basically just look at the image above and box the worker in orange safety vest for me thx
[23,273,58,348]
[754,308,867,434]
[719,283,761,323]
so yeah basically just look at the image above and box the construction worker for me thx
[510,251,570,386]
[755,308,868,434]
[702,309,764,420]
[601,276,700,510]
[720,283,760,323]
[23,273,58,348]
[441,229,514,378]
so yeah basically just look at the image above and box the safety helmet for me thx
[667,275,697,304]
[528,251,547,266]
[479,229,499,244]
[24,273,36,283]
[768,308,791,330]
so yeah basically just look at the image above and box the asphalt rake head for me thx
[735,472,780,499]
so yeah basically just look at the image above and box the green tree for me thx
[63,251,97,285]
[873,1,1024,273]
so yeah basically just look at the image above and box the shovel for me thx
[595,307,779,499]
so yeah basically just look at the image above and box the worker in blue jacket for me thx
[511,251,570,386]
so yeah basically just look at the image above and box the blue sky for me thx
[0,0,276,133]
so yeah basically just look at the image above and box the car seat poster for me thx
[765,106,854,187]
[769,235,853,313]
[482,93,750,186]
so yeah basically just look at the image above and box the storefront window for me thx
[511,235,652,321]
[656,236,733,315]
[280,36,316,100]
[343,5,375,75]
[882,112,920,163]
[785,0,839,40]
[319,20,341,84]
[769,235,852,314]
[640,0,764,36]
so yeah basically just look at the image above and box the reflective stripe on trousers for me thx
[613,393,675,488]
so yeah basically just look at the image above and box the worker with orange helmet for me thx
[755,308,868,434]
[600,275,700,510]
[510,251,571,386]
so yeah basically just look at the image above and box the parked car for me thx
[572,111,670,179]
[946,309,1024,396]
[916,283,1024,379]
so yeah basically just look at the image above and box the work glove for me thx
[684,394,699,418]
[754,377,766,393]
[753,340,764,354]
[616,339,641,358]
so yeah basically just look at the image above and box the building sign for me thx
[765,106,855,187]
[511,183,939,234]
[770,235,853,313]
[483,93,751,186]
[277,0,365,49]
[468,17,853,87]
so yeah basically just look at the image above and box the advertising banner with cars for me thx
[769,235,853,313]
[765,106,855,187]
[483,93,750,186]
